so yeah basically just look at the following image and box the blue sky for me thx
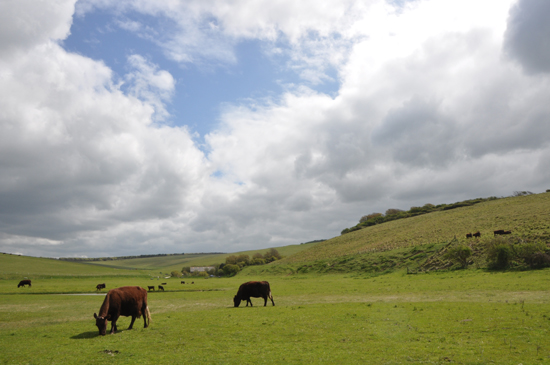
[63,7,339,140]
[1,0,550,257]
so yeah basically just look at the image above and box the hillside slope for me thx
[0,254,143,279]
[280,193,550,264]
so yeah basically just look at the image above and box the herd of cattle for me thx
[91,280,273,335]
[17,277,274,336]
[465,229,512,239]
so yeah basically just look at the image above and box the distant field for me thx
[82,243,323,272]
[282,193,550,263]
[0,254,145,280]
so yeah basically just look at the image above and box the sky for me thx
[1,0,549,258]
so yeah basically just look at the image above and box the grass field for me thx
[2,258,550,364]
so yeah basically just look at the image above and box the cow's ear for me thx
[94,313,98,319]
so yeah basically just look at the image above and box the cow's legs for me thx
[110,320,117,334]
[264,296,267,306]
[246,298,253,306]
[128,316,136,330]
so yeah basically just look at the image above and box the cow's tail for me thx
[145,306,152,326]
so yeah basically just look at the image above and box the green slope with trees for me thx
[273,192,550,270]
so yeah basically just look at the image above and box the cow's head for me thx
[233,296,241,307]
[94,313,110,336]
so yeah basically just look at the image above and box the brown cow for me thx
[466,233,473,238]
[233,281,275,307]
[94,286,151,336]
[473,231,481,238]
[18,279,31,288]
[96,283,106,291]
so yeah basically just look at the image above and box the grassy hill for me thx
[0,253,144,279]
[279,193,550,264]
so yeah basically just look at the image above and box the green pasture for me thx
[2,266,550,364]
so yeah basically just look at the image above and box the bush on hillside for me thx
[444,245,472,268]
[486,239,513,269]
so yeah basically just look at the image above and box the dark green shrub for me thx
[517,242,550,268]
[487,242,513,269]
[221,264,240,276]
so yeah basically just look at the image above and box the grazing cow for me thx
[161,283,167,285]
[473,231,481,238]
[502,230,512,235]
[181,281,185,284]
[17,279,31,288]
[466,233,473,238]
[233,281,275,307]
[191,282,194,284]
[158,285,164,291]
[93,286,151,336]
[147,286,155,291]
[494,229,505,236]
[96,283,106,291]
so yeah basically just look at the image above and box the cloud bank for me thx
[1,0,549,257]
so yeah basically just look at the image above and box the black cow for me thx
[18,279,31,288]
[233,281,275,307]
[181,281,185,284]
[158,285,164,291]
[93,286,151,336]
[473,231,481,238]
[161,283,167,285]
[502,230,512,235]
[96,283,106,291]
[494,229,505,236]
[147,286,155,291]
[466,233,473,238]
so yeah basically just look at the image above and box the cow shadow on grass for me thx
[71,331,99,339]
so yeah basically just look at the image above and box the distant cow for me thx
[494,229,511,236]
[233,281,275,307]
[181,281,185,284]
[191,282,194,284]
[147,286,155,291]
[466,233,473,238]
[161,283,167,285]
[473,231,481,238]
[17,279,31,288]
[96,283,106,291]
[158,285,164,291]
[93,286,151,336]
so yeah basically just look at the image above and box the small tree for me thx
[225,255,238,265]
[171,270,181,278]
[385,209,404,216]
[360,213,383,223]
[222,264,240,276]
